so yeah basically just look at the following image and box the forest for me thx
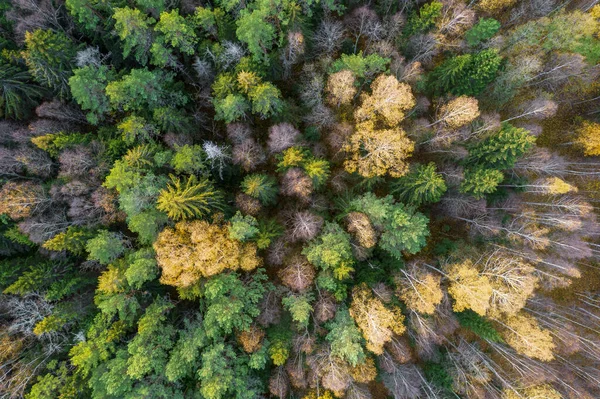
[1,0,600,397]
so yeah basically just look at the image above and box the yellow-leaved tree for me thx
[575,120,600,156]
[436,96,480,129]
[500,313,555,361]
[446,259,493,316]
[343,124,414,178]
[354,74,415,127]
[349,283,405,354]
[396,267,444,315]
[326,70,357,107]
[153,220,261,288]
[502,384,562,399]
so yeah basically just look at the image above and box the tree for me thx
[428,49,503,96]
[343,125,414,178]
[345,212,376,248]
[349,193,430,258]
[396,267,443,315]
[282,292,314,327]
[465,18,501,46]
[326,70,356,107]
[85,230,125,265]
[574,120,600,156]
[22,29,78,99]
[278,255,315,292]
[391,163,447,206]
[326,308,365,366]
[117,115,156,145]
[241,174,278,205]
[0,182,49,219]
[446,259,493,316]
[112,7,154,65]
[248,82,283,119]
[330,52,390,80]
[0,63,43,119]
[478,0,517,14]
[228,211,259,242]
[153,220,262,287]
[404,1,443,35]
[236,8,276,63]
[267,123,301,154]
[354,74,415,127]
[203,271,267,338]
[69,66,111,124]
[214,93,249,123]
[349,284,405,355]
[460,167,504,199]
[500,313,555,361]
[435,96,480,129]
[171,145,208,175]
[105,68,187,112]
[502,385,562,399]
[156,175,224,221]
[467,123,535,169]
[155,10,197,55]
[303,222,355,281]
[127,298,175,379]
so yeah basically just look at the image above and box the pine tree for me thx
[157,175,223,221]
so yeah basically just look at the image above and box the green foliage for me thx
[23,29,78,98]
[27,361,85,399]
[198,343,263,399]
[248,82,283,119]
[69,65,112,124]
[105,68,187,112]
[3,260,55,295]
[4,226,36,247]
[330,51,390,79]
[269,339,290,366]
[112,7,154,65]
[214,93,250,123]
[465,18,501,47]
[228,211,260,242]
[86,230,125,265]
[456,310,504,343]
[256,218,283,249]
[405,1,443,36]
[467,123,535,169]
[127,298,175,379]
[170,144,207,175]
[202,270,267,339]
[157,174,223,220]
[127,209,168,245]
[125,248,159,289]
[0,62,43,119]
[165,316,206,382]
[282,292,314,327]
[326,308,365,366]
[241,174,278,205]
[428,49,503,96]
[117,115,156,145]
[460,166,504,199]
[31,132,90,157]
[302,222,355,280]
[391,162,447,206]
[423,361,453,391]
[304,158,331,189]
[155,10,198,55]
[349,193,430,258]
[236,8,276,63]
[42,226,95,255]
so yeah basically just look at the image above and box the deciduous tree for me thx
[153,220,262,287]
